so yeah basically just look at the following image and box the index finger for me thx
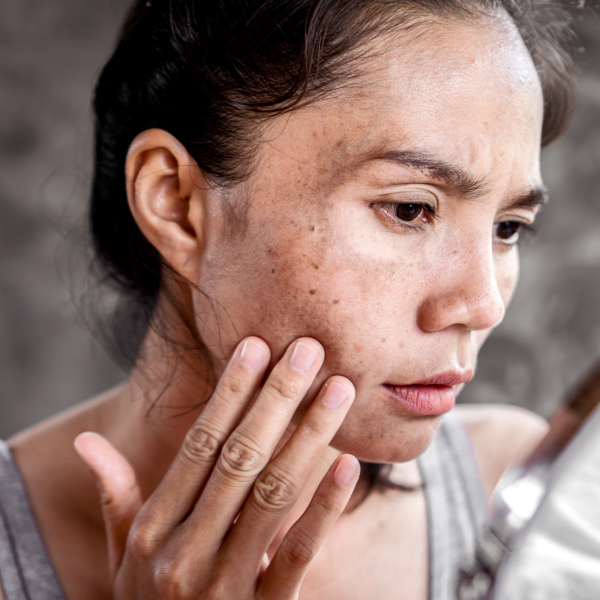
[136,336,271,536]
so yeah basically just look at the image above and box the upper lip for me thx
[386,370,474,388]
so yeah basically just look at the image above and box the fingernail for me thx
[289,342,319,373]
[239,340,266,370]
[321,381,349,408]
[333,457,358,487]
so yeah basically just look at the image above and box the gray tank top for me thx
[417,410,489,600]
[0,411,487,600]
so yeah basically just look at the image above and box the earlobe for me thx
[125,128,206,283]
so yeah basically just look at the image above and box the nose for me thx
[416,241,506,333]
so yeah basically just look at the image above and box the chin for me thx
[331,410,443,464]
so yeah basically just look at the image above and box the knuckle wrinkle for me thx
[281,533,316,568]
[182,425,221,466]
[254,470,296,510]
[218,374,247,399]
[316,492,341,518]
[267,376,299,403]
[220,436,262,477]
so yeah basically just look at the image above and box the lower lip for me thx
[382,384,456,416]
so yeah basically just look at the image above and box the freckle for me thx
[267,248,272,253]
[309,289,317,295]
[381,338,386,343]
[271,269,275,274]
[311,226,315,232]
[312,264,319,270]
[332,299,340,305]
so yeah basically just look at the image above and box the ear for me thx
[125,128,207,284]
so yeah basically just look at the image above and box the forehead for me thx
[260,13,544,187]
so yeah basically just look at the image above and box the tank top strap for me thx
[417,411,489,600]
[0,440,65,600]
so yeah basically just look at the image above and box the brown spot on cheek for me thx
[309,289,317,295]
[332,299,340,305]
[312,264,319,270]
[271,269,275,274]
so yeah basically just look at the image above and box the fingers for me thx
[184,338,326,543]
[141,337,271,534]
[74,432,143,578]
[221,376,355,565]
[258,455,360,599]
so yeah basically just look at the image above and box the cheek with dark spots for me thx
[205,198,424,400]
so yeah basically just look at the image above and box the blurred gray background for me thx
[0,1,599,439]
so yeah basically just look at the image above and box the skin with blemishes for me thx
[191,15,541,464]
[7,13,549,600]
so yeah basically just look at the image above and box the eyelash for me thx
[374,201,438,232]
[373,202,537,247]
[494,221,537,247]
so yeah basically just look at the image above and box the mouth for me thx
[381,371,474,417]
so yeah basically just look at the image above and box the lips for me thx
[382,371,474,416]
[408,372,474,387]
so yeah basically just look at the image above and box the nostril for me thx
[416,284,506,333]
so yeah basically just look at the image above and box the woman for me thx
[0,0,576,599]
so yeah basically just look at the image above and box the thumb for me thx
[74,432,143,578]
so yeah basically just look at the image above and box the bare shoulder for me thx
[7,385,125,520]
[453,404,549,500]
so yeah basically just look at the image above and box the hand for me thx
[75,337,359,599]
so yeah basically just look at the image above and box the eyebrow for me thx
[370,149,548,209]
[503,187,549,211]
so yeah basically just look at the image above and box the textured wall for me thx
[0,0,129,438]
[0,3,599,438]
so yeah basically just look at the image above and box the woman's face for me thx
[191,16,544,462]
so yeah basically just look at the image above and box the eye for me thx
[394,203,426,222]
[495,221,531,245]
[369,189,438,232]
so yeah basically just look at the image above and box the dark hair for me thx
[90,0,577,491]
